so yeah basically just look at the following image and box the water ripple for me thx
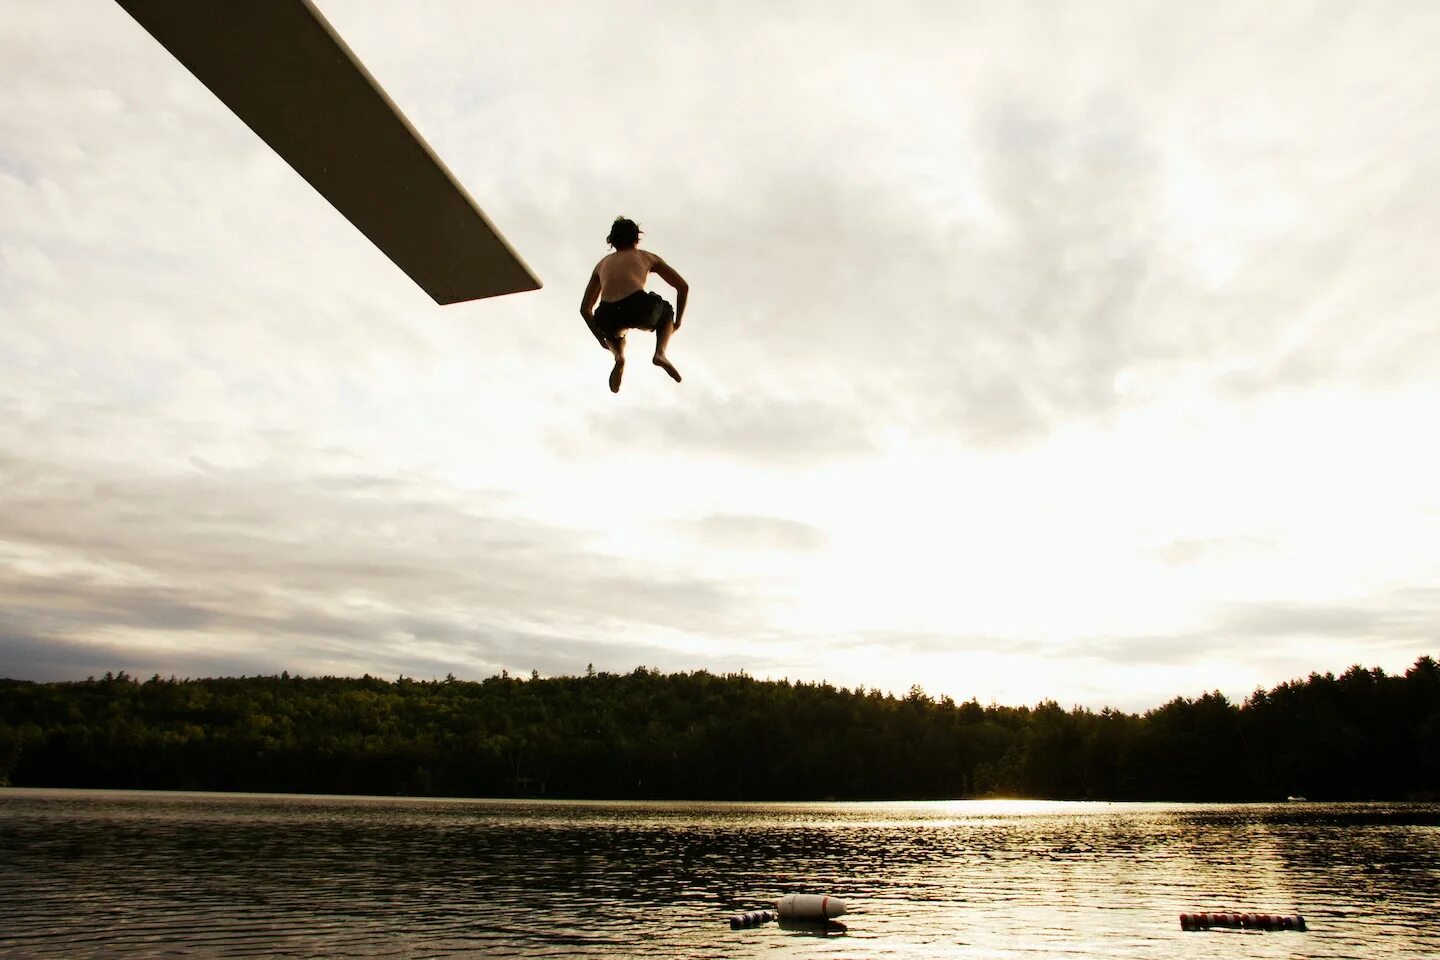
[0,792,1436,958]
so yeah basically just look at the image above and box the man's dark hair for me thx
[607,217,641,249]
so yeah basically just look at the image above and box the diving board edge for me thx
[115,0,542,304]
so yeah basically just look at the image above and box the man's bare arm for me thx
[579,271,607,347]
[652,259,689,329]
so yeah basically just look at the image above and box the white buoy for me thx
[774,894,847,921]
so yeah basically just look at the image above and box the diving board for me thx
[114,0,541,304]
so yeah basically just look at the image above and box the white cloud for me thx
[0,1,1437,707]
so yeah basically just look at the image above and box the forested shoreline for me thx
[1,657,1437,801]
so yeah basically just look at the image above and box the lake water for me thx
[0,790,1436,959]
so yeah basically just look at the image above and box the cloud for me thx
[0,435,768,681]
[841,630,1046,657]
[1085,588,1440,669]
[673,514,827,552]
[2,1,1438,711]
[1154,537,1273,566]
[0,630,275,682]
[1219,597,1438,643]
[576,390,878,464]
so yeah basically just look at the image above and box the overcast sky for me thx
[2,1,1437,710]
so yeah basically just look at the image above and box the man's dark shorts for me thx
[595,290,674,339]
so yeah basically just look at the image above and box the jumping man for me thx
[579,217,689,393]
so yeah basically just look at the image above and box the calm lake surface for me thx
[0,791,1436,959]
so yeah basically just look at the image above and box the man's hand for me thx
[580,271,607,349]
[583,314,609,350]
[652,259,688,331]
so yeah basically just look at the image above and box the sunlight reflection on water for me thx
[0,791,1436,959]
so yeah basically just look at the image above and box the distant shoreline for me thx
[3,659,1438,802]
[5,785,1440,806]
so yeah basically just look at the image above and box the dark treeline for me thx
[1,657,1437,801]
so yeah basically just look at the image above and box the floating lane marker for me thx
[729,910,776,929]
[1180,912,1307,932]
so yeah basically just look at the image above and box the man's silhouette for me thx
[580,217,689,393]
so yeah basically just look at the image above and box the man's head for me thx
[607,217,641,250]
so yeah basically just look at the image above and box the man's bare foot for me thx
[653,355,682,383]
[609,358,625,393]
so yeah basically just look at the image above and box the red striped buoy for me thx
[775,894,847,920]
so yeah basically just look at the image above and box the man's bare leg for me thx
[607,334,626,393]
[652,317,682,383]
